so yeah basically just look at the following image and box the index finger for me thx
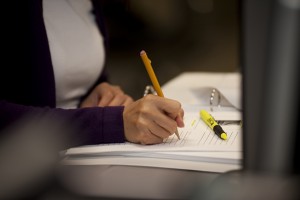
[157,97,183,119]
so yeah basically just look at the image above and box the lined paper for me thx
[66,107,242,156]
[160,111,241,148]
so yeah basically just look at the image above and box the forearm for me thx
[0,100,125,148]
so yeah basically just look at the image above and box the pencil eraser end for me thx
[140,50,146,56]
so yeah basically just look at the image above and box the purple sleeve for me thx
[0,100,126,147]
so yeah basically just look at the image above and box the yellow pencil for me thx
[140,50,180,140]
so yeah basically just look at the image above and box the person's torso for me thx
[43,0,105,108]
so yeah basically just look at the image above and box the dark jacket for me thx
[0,0,125,147]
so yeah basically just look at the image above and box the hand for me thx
[80,82,134,107]
[123,95,184,145]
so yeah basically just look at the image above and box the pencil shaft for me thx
[140,52,164,97]
[140,50,180,140]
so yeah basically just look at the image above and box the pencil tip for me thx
[140,50,146,55]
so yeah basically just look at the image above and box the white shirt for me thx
[43,0,105,108]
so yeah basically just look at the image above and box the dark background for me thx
[102,0,240,100]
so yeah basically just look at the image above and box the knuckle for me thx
[114,93,123,99]
[135,102,150,116]
[135,118,147,130]
[174,101,181,110]
[106,91,114,98]
[98,82,108,89]
[140,107,152,117]
[114,85,121,90]
[114,88,124,94]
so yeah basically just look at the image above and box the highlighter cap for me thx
[213,125,227,140]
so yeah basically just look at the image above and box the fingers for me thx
[138,121,166,145]
[98,93,133,106]
[146,95,184,126]
[176,115,185,128]
[97,84,122,106]
[89,82,132,107]
[123,95,184,145]
[141,131,164,145]
[158,97,183,119]
[157,96,185,128]
[81,82,133,108]
[148,120,174,139]
[153,112,178,134]
[175,109,185,128]
[122,96,134,106]
[80,94,98,108]
[128,120,168,145]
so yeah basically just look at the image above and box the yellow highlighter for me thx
[200,109,227,140]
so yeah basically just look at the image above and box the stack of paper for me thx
[62,72,243,173]
[63,105,242,173]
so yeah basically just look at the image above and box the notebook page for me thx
[66,107,242,156]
